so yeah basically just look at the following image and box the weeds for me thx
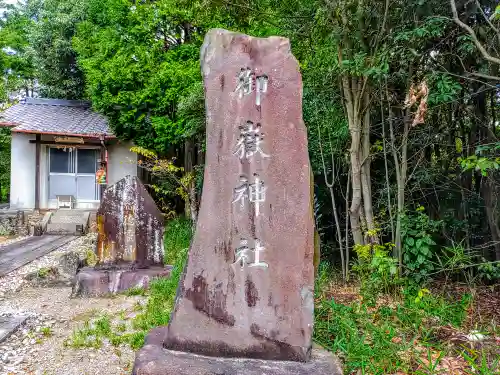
[314,259,500,375]
[462,348,500,375]
[37,267,57,278]
[40,326,52,337]
[163,217,193,265]
[116,323,127,332]
[124,286,145,296]
[66,320,103,349]
[85,248,98,267]
[313,288,477,374]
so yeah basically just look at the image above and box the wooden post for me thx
[99,145,106,200]
[35,134,41,210]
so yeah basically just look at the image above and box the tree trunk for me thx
[482,178,500,260]
[387,90,402,262]
[317,125,345,280]
[342,76,365,246]
[386,80,411,271]
[477,89,500,260]
[345,168,351,280]
[360,90,377,243]
[381,99,394,243]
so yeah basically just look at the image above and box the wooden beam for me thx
[29,140,101,146]
[35,134,41,210]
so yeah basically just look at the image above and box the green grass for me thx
[41,326,53,337]
[312,264,500,375]
[131,249,189,332]
[163,216,193,265]
[124,286,146,296]
[313,291,475,374]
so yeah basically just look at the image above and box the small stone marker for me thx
[133,29,341,374]
[96,175,164,268]
[72,175,172,297]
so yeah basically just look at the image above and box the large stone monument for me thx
[132,29,341,374]
[73,175,172,297]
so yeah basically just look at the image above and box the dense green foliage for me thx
[29,0,87,99]
[0,1,35,100]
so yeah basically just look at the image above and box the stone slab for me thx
[133,332,342,375]
[0,315,27,343]
[71,266,173,297]
[163,28,315,362]
[0,235,76,277]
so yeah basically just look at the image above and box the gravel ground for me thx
[0,234,143,375]
[0,235,93,298]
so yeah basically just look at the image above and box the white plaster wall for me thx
[107,142,137,185]
[9,133,36,209]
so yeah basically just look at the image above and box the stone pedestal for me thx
[72,266,172,297]
[133,328,342,375]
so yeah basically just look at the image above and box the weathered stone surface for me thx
[96,175,164,268]
[0,210,27,236]
[162,29,315,362]
[133,335,342,375]
[71,266,172,297]
[58,251,85,276]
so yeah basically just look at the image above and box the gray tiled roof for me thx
[0,98,112,137]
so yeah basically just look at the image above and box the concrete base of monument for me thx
[71,266,173,297]
[132,329,342,375]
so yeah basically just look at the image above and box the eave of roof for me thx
[10,128,117,139]
[0,122,19,127]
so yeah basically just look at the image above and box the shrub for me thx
[353,242,400,305]
[402,206,441,284]
[477,260,500,282]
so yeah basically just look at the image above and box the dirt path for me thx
[1,286,143,375]
[0,235,144,375]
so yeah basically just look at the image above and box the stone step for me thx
[51,209,87,216]
[45,223,83,235]
[49,210,90,225]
